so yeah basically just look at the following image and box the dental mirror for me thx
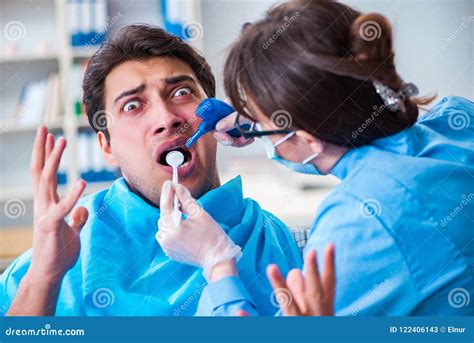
[165,151,185,225]
[165,150,185,168]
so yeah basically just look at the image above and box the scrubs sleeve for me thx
[306,192,419,316]
[195,276,260,316]
[0,252,31,316]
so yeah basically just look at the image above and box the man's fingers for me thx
[30,126,48,192]
[41,137,66,188]
[236,310,250,316]
[266,264,300,316]
[45,133,54,161]
[304,250,324,312]
[322,244,336,315]
[286,269,307,314]
[266,264,286,295]
[69,206,89,233]
[45,134,60,202]
[56,179,86,217]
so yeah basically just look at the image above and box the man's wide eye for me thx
[172,87,192,98]
[122,100,141,112]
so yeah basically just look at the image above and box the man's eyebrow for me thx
[113,76,195,104]
[114,84,146,104]
[164,75,196,85]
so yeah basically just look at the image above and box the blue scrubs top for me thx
[0,176,302,316]
[197,96,474,316]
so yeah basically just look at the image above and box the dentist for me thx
[157,0,474,316]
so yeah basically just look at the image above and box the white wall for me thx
[202,0,472,102]
[344,0,472,101]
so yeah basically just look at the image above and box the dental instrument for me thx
[166,150,185,225]
[185,98,251,148]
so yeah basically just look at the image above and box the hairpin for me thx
[373,80,419,112]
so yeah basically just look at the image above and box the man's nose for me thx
[152,109,185,136]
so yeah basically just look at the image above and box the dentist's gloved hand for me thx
[156,181,242,280]
[213,111,255,147]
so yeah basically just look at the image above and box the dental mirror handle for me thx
[172,167,181,226]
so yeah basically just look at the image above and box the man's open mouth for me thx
[158,146,192,166]
[154,137,197,177]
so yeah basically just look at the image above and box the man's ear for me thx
[295,130,325,155]
[97,131,119,167]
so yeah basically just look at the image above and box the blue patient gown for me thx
[198,96,474,316]
[0,176,302,316]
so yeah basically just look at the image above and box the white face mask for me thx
[256,124,322,175]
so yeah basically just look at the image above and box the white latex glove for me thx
[212,111,255,147]
[156,180,242,280]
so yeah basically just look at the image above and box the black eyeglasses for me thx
[233,111,292,139]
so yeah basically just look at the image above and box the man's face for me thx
[101,57,219,205]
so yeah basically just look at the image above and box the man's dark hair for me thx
[82,24,216,141]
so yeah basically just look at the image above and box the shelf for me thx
[0,0,203,233]
[0,258,15,273]
[78,116,91,129]
[0,52,59,64]
[84,181,113,195]
[0,187,34,202]
[0,226,33,263]
[0,121,63,134]
[72,47,99,60]
[0,181,114,202]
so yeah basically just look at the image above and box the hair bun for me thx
[350,13,393,62]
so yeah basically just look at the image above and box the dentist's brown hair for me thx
[224,0,434,147]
